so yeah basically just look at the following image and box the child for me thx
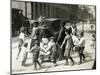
[16,27,25,60]
[45,36,58,66]
[60,30,74,66]
[39,38,49,63]
[21,43,28,66]
[30,21,39,49]
[77,32,85,64]
[72,32,79,52]
[30,40,41,70]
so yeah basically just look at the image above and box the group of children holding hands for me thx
[16,21,86,70]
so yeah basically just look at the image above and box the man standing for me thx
[56,21,66,60]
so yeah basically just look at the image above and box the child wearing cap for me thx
[46,36,58,66]
[30,39,41,70]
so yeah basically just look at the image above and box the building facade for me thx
[12,0,79,21]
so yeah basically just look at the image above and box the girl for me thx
[16,27,25,60]
[60,30,74,65]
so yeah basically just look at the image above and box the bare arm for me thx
[31,29,36,37]
[60,35,69,48]
[40,47,46,53]
[57,28,63,42]
[60,36,66,48]
[31,27,39,38]
[45,43,53,52]
[30,46,36,52]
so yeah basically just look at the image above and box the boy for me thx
[60,30,74,66]
[72,32,79,52]
[45,36,58,66]
[77,32,85,64]
[21,43,28,66]
[30,21,40,49]
[30,40,41,70]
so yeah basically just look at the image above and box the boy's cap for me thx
[50,36,55,39]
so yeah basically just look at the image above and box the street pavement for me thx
[11,23,96,74]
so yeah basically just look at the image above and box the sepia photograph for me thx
[11,0,96,74]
